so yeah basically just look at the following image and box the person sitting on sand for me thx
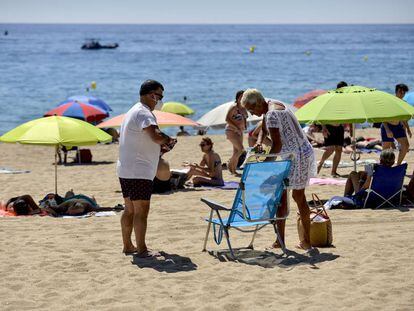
[248,121,272,148]
[303,124,324,148]
[153,153,172,194]
[177,126,190,137]
[183,137,224,187]
[344,149,395,196]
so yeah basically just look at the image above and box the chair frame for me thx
[201,153,294,260]
[362,163,407,209]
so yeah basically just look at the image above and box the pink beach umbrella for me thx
[294,89,327,109]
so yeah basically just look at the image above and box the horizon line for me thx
[1,22,413,26]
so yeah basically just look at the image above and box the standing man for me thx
[117,80,176,257]
[381,83,411,165]
[317,81,347,177]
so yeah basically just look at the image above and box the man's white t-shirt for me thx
[116,102,160,180]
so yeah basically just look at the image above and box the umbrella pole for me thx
[55,146,58,194]
[352,124,357,171]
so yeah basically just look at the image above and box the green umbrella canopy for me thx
[295,85,414,125]
[0,115,112,147]
[161,101,195,116]
[0,116,112,194]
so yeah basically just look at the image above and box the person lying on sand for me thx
[5,195,42,215]
[183,137,224,187]
[4,191,123,217]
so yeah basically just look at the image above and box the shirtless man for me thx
[183,137,224,186]
[381,84,411,165]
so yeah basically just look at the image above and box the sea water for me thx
[0,24,413,135]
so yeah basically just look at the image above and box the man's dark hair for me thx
[337,81,348,89]
[139,80,164,96]
[395,83,409,93]
[235,90,244,102]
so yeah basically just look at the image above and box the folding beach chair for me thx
[201,153,293,260]
[362,163,407,209]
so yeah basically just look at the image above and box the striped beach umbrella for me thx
[45,101,108,123]
[67,95,113,112]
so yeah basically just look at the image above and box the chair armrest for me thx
[200,198,231,211]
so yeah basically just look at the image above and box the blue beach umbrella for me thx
[66,95,113,113]
[404,92,414,106]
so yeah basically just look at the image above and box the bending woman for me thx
[225,90,248,174]
[241,89,316,251]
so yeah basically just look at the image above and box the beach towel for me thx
[309,177,347,186]
[322,159,376,168]
[187,181,239,190]
[357,148,381,154]
[0,167,30,174]
[324,196,356,209]
[61,211,117,218]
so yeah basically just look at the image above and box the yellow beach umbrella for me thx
[161,101,195,116]
[0,116,112,193]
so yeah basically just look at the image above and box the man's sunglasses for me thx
[151,92,164,100]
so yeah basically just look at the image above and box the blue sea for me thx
[0,24,413,135]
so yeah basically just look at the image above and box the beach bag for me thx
[75,149,92,163]
[297,193,333,247]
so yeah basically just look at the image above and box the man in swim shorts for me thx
[117,80,176,257]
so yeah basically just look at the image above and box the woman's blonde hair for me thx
[240,88,265,108]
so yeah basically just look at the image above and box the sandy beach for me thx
[1,129,414,310]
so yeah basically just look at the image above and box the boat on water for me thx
[81,39,118,50]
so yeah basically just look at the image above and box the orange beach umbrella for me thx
[97,110,199,129]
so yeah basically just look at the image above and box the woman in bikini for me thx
[225,90,248,174]
[183,137,224,187]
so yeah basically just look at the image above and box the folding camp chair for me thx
[201,153,293,260]
[362,163,407,209]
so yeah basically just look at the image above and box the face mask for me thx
[155,99,163,110]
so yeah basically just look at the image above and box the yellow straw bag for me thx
[297,193,333,247]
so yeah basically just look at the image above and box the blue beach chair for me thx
[201,154,293,259]
[362,163,407,209]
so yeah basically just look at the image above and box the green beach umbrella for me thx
[161,101,195,116]
[295,85,414,124]
[0,116,112,193]
[295,85,414,170]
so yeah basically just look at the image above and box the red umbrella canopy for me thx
[294,89,327,109]
[44,101,108,123]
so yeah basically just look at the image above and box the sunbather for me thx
[153,154,172,193]
[183,137,224,187]
[344,149,395,196]
[5,195,41,215]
